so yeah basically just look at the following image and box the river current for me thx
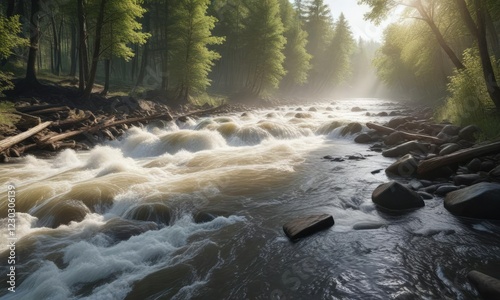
[0,98,499,299]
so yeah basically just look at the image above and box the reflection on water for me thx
[0,99,499,299]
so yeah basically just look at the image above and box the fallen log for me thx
[13,112,41,129]
[367,122,445,144]
[417,141,500,175]
[16,104,64,113]
[0,121,52,153]
[28,106,71,115]
[49,111,95,129]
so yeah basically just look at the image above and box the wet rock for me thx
[354,133,372,144]
[382,141,430,158]
[384,132,405,146]
[389,111,399,116]
[283,214,334,241]
[489,165,500,178]
[454,174,481,186]
[444,182,500,220]
[459,125,481,141]
[423,183,450,194]
[341,122,362,136]
[467,158,482,172]
[371,169,383,175]
[378,112,388,116]
[295,107,303,111]
[387,116,413,129]
[408,179,424,190]
[435,185,460,196]
[481,161,496,172]
[385,154,418,177]
[35,200,91,228]
[418,192,434,200]
[370,143,385,152]
[439,125,461,136]
[468,270,500,299]
[372,181,424,211]
[365,112,371,116]
[194,211,224,223]
[351,107,366,112]
[439,143,461,156]
[325,107,333,111]
[308,107,317,112]
[125,203,172,225]
[352,221,386,230]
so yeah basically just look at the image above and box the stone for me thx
[326,107,333,111]
[435,185,460,196]
[372,181,424,211]
[459,125,481,141]
[489,165,500,178]
[467,158,482,172]
[354,133,372,144]
[481,160,496,172]
[308,107,317,112]
[351,107,366,112]
[418,192,434,200]
[352,221,386,230]
[382,141,430,158]
[384,132,405,146]
[341,122,362,136]
[444,182,500,220]
[439,125,461,136]
[295,107,303,111]
[365,112,371,116]
[283,214,334,240]
[385,154,418,177]
[295,112,312,118]
[389,111,399,116]
[387,116,413,129]
[378,112,388,116]
[439,143,461,156]
[453,174,481,186]
[468,270,500,299]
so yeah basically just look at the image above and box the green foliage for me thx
[0,15,28,95]
[0,102,20,127]
[304,0,332,79]
[436,48,500,140]
[169,0,224,99]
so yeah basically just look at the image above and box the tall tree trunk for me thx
[135,9,150,86]
[102,59,110,95]
[50,15,60,76]
[69,21,78,77]
[82,0,107,100]
[6,0,15,17]
[77,0,90,92]
[25,0,41,85]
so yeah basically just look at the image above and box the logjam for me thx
[417,141,500,175]
[0,121,52,153]
[366,122,445,144]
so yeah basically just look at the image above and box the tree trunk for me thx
[82,0,107,100]
[135,8,150,86]
[25,0,41,85]
[77,0,90,92]
[69,21,78,77]
[6,0,15,17]
[102,59,111,95]
[50,15,60,76]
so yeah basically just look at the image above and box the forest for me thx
[0,0,499,135]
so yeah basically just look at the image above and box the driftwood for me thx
[417,141,500,175]
[28,106,71,115]
[0,121,52,153]
[13,112,41,129]
[49,111,96,128]
[15,104,61,113]
[367,122,445,145]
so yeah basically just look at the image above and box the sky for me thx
[325,0,389,42]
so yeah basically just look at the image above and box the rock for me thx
[418,192,434,200]
[387,116,413,129]
[435,185,460,196]
[408,179,424,190]
[295,112,312,118]
[384,131,405,146]
[283,214,334,241]
[378,112,388,116]
[382,141,430,158]
[459,125,481,141]
[351,107,366,112]
[468,270,500,299]
[423,183,449,194]
[444,182,500,219]
[372,181,424,211]
[467,158,482,172]
[389,111,399,116]
[365,112,371,116]
[295,107,303,111]
[489,165,500,178]
[325,107,333,111]
[439,125,461,136]
[354,133,372,144]
[453,174,481,186]
[125,203,171,225]
[194,211,220,223]
[385,154,418,177]
[341,122,362,136]
[439,143,461,156]
[308,107,317,112]
[352,221,386,230]
[481,160,496,172]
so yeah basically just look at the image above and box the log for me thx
[417,141,500,175]
[16,104,62,113]
[13,112,41,129]
[28,106,71,115]
[0,121,52,153]
[366,122,445,144]
[49,111,95,128]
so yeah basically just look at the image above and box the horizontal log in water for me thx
[0,121,52,153]
[366,122,445,144]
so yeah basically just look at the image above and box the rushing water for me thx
[1,98,500,300]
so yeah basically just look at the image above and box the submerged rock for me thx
[444,182,500,220]
[372,181,424,211]
[193,211,227,224]
[468,270,500,299]
[283,214,334,241]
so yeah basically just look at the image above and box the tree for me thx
[0,15,28,94]
[25,0,41,84]
[169,0,223,103]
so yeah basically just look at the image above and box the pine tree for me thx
[169,0,223,104]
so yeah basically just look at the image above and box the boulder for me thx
[418,191,434,200]
[295,107,303,111]
[444,182,500,219]
[325,107,333,111]
[351,107,366,112]
[489,165,500,178]
[372,182,424,210]
[468,270,500,299]
[378,112,388,116]
[453,174,481,186]
[283,214,334,240]
[459,125,481,141]
[467,158,482,172]
[341,122,362,136]
[384,131,405,146]
[382,141,430,158]
[439,125,461,136]
[439,143,461,156]
[354,133,373,144]
[435,185,460,196]
[308,107,317,112]
[481,160,496,172]
[387,116,414,129]
[295,112,312,118]
[385,154,418,177]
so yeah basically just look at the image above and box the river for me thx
[1,98,499,299]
